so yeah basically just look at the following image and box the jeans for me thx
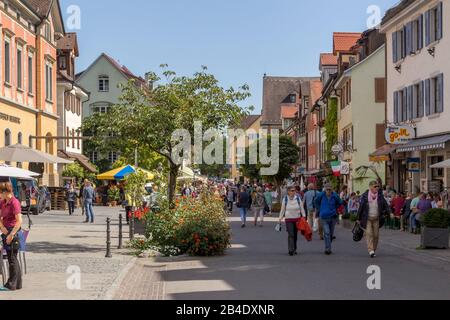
[321,216,337,252]
[2,235,22,290]
[409,213,418,231]
[286,221,298,254]
[253,207,264,225]
[239,207,248,225]
[68,201,75,215]
[85,202,94,222]
[227,200,234,212]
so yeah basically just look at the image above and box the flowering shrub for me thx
[146,193,231,256]
[129,207,150,221]
[128,237,151,256]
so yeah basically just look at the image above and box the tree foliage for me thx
[82,66,252,204]
[325,97,338,161]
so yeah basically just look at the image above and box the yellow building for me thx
[229,115,262,181]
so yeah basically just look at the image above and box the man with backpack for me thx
[303,183,318,233]
[315,183,343,255]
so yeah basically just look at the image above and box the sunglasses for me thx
[288,189,296,192]
[373,186,380,189]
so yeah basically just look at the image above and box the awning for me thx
[58,151,97,173]
[97,165,154,181]
[430,159,450,169]
[396,134,450,153]
[369,144,398,162]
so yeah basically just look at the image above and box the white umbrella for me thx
[0,164,40,179]
[0,144,72,164]
[430,159,450,169]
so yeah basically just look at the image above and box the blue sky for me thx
[60,0,398,113]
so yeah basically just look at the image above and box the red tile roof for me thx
[21,0,53,19]
[57,32,79,56]
[320,53,338,66]
[310,80,323,105]
[333,32,362,55]
[102,53,146,84]
[281,106,298,119]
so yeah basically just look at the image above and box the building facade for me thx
[381,0,450,194]
[0,0,64,186]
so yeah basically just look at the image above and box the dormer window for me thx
[98,75,109,92]
[58,56,67,70]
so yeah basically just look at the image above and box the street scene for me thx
[0,0,450,301]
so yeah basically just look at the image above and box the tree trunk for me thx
[168,163,180,206]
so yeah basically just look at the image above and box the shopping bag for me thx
[275,223,282,232]
[296,218,312,242]
[313,218,319,232]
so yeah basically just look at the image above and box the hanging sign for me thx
[407,158,420,172]
[385,126,415,145]
[340,161,350,175]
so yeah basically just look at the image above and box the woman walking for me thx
[357,181,390,258]
[264,187,273,217]
[279,186,306,256]
[66,182,77,216]
[0,182,23,291]
[252,187,266,227]
[237,187,250,228]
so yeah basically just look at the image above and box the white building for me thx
[381,0,449,193]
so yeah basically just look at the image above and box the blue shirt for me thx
[316,192,342,219]
[304,190,318,211]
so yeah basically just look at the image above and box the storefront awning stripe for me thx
[396,135,450,153]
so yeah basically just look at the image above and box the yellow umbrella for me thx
[97,165,154,180]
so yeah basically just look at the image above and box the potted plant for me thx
[341,213,352,229]
[421,209,450,249]
[107,187,120,207]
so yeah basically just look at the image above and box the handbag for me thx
[275,223,282,232]
[352,222,365,242]
[313,218,319,232]
[296,217,312,242]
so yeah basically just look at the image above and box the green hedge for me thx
[423,209,450,228]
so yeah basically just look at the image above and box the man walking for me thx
[82,180,95,224]
[316,183,343,255]
[303,183,319,235]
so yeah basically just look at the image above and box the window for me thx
[28,54,33,93]
[18,132,22,144]
[5,40,10,84]
[425,2,443,46]
[412,81,425,119]
[45,64,53,101]
[425,74,444,116]
[375,78,386,103]
[108,151,118,164]
[4,129,11,147]
[98,75,109,92]
[17,48,22,89]
[284,119,294,130]
[94,104,110,114]
[289,94,296,103]
[58,56,67,70]
[89,151,98,163]
[76,97,81,116]
[303,96,310,110]
[44,23,51,42]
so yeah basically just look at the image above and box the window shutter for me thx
[412,84,418,119]
[425,78,431,116]
[407,86,413,120]
[437,2,443,40]
[401,27,407,58]
[376,123,386,149]
[392,32,398,63]
[375,78,386,103]
[437,73,444,113]
[406,22,412,55]
[418,15,424,49]
[419,81,425,118]
[394,91,399,123]
[425,10,431,46]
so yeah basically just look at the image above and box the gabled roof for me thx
[333,32,362,55]
[310,80,323,108]
[76,53,146,84]
[57,32,79,56]
[381,0,416,26]
[320,53,338,67]
[281,106,298,119]
[238,115,261,130]
[21,0,53,19]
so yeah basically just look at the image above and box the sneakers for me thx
[370,251,376,258]
[325,250,332,255]
[241,224,246,228]
[289,252,294,256]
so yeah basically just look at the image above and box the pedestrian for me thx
[409,193,421,233]
[263,187,273,216]
[401,192,413,231]
[303,183,319,232]
[82,180,96,224]
[66,182,77,216]
[357,181,390,258]
[237,187,250,228]
[0,182,23,291]
[279,186,306,256]
[252,187,266,227]
[348,192,359,216]
[315,183,343,255]
[226,187,234,213]
[391,191,405,229]
[415,193,433,229]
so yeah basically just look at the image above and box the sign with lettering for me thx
[0,112,21,124]
[385,126,415,145]
[407,158,420,173]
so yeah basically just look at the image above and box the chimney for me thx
[145,72,154,90]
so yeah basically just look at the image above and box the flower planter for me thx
[133,218,146,235]
[109,201,117,207]
[421,227,449,249]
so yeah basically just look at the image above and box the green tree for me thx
[325,97,338,160]
[82,65,252,204]
[240,135,299,201]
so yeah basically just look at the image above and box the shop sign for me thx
[0,112,21,124]
[385,126,415,145]
[340,161,350,175]
[407,158,420,172]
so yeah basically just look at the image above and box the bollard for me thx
[106,217,112,258]
[129,209,135,240]
[118,214,123,249]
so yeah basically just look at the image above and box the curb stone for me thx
[100,257,138,300]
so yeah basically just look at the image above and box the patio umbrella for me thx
[97,165,154,181]
[430,159,450,169]
[0,164,40,179]
[0,144,72,164]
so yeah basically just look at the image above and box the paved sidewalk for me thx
[0,206,133,300]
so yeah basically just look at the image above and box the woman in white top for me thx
[279,186,306,256]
